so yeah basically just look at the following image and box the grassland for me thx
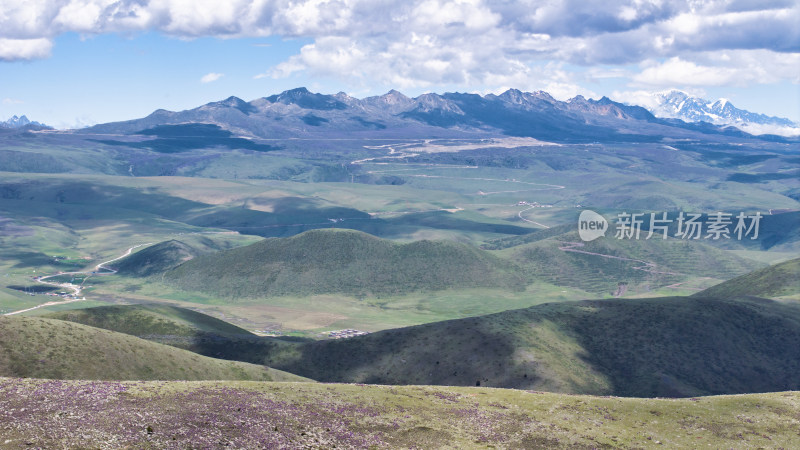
[499,229,763,295]
[169,295,800,398]
[84,224,763,336]
[0,315,307,382]
[163,229,526,299]
[694,257,800,299]
[53,291,800,398]
[2,377,799,448]
[68,280,593,335]
[113,240,201,277]
[44,304,257,337]
[1,108,798,448]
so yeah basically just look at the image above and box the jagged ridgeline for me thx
[160,229,526,298]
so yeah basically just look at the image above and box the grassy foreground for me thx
[1,378,798,449]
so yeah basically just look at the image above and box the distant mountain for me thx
[641,90,799,136]
[83,87,781,144]
[1,115,50,129]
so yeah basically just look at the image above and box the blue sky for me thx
[1,1,798,129]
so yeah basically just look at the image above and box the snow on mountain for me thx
[1,115,49,129]
[84,87,794,142]
[640,91,799,137]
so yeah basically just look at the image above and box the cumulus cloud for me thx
[633,57,747,87]
[0,38,52,60]
[0,0,797,93]
[629,50,800,88]
[200,72,224,83]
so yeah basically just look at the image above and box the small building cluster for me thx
[251,330,283,337]
[516,201,553,207]
[328,329,369,339]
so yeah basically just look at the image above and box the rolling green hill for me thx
[499,231,763,295]
[113,240,200,277]
[235,295,800,397]
[44,304,255,338]
[0,315,308,382]
[694,257,800,299]
[163,229,526,298]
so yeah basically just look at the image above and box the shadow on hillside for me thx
[265,316,546,389]
[190,296,800,398]
[564,296,800,397]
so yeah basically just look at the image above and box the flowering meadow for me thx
[1,378,799,448]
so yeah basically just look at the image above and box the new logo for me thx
[578,210,607,242]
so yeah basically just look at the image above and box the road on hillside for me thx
[558,241,682,276]
[3,243,152,316]
[517,205,551,228]
[554,241,693,297]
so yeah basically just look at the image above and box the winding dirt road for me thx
[558,241,683,276]
[517,205,551,228]
[3,243,152,316]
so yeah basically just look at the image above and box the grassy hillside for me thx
[0,316,307,382]
[164,229,526,298]
[499,231,763,295]
[231,295,800,397]
[481,223,574,250]
[113,240,200,277]
[44,304,255,337]
[694,257,800,299]
[3,378,800,449]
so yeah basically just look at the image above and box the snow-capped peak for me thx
[633,91,798,137]
[1,115,49,129]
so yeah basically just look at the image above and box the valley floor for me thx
[1,377,798,449]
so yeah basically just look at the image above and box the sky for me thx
[0,0,798,129]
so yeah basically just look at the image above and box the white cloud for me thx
[2,98,25,105]
[0,0,797,95]
[0,38,52,60]
[200,72,224,83]
[633,57,745,87]
[736,122,800,137]
[629,50,800,89]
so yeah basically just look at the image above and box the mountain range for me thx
[0,115,49,130]
[638,90,799,137]
[83,87,795,143]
